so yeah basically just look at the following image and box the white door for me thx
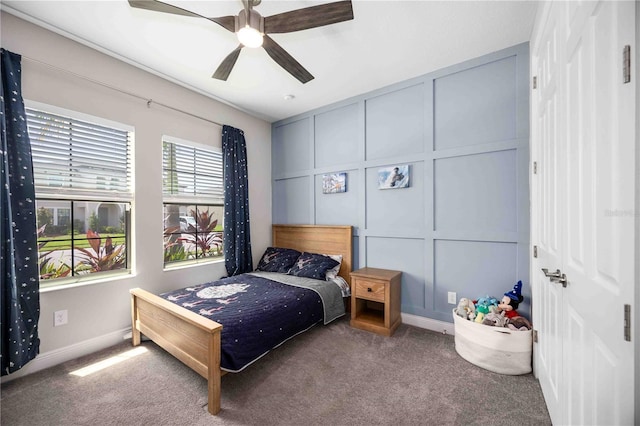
[531,2,565,422]
[531,1,636,425]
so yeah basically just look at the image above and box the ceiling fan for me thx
[128,0,354,83]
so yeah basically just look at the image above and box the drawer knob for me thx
[367,287,372,292]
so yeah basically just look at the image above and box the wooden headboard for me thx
[272,224,353,285]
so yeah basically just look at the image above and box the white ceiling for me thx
[2,0,538,123]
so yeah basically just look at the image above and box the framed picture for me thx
[378,165,409,189]
[322,172,347,194]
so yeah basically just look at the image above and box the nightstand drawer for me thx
[354,279,386,302]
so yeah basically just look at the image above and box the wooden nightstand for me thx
[350,267,402,336]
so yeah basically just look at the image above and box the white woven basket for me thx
[453,310,532,375]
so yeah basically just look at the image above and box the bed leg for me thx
[131,293,141,347]
[207,330,222,415]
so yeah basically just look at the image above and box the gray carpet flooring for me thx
[1,317,551,425]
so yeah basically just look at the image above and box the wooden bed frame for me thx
[130,224,353,415]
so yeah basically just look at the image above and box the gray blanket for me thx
[248,271,346,324]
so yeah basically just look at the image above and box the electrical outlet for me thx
[447,292,457,305]
[54,310,68,327]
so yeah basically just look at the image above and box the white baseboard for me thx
[402,313,455,336]
[1,327,132,383]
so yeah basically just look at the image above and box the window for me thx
[27,102,133,286]
[57,208,70,226]
[162,138,224,266]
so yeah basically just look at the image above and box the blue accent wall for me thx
[272,43,530,323]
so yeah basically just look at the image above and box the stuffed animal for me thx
[482,311,508,327]
[476,296,498,315]
[474,298,492,323]
[476,296,498,309]
[454,298,475,320]
[507,316,532,331]
[474,296,497,314]
[498,281,524,319]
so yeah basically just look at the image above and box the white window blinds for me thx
[26,107,133,201]
[162,139,223,204]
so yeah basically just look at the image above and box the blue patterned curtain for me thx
[1,49,40,376]
[222,125,252,276]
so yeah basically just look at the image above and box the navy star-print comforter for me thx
[160,272,340,372]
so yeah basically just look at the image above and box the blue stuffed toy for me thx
[474,296,498,323]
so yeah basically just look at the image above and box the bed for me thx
[130,224,353,415]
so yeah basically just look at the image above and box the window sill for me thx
[39,271,133,293]
[163,257,225,272]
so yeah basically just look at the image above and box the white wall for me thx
[1,12,272,377]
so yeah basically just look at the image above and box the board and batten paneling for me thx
[314,170,359,226]
[273,176,311,225]
[434,55,517,150]
[314,103,360,168]
[272,43,529,323]
[272,117,312,174]
[366,161,425,235]
[434,150,518,234]
[365,84,425,160]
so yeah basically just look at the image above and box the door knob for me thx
[551,273,568,288]
[542,268,561,279]
[541,268,568,288]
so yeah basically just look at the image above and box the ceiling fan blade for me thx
[262,35,314,84]
[264,0,353,34]
[128,0,236,32]
[212,45,243,81]
[209,16,236,33]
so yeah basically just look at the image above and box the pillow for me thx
[255,247,301,273]
[324,254,343,280]
[288,252,340,281]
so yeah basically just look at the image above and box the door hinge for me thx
[623,45,631,84]
[533,329,538,343]
[533,245,538,258]
[533,161,538,174]
[533,76,537,89]
[624,304,631,341]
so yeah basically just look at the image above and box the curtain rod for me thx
[21,55,223,128]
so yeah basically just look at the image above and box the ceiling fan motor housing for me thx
[236,9,264,33]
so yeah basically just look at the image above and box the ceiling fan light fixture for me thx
[237,25,263,48]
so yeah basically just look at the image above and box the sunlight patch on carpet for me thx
[70,346,148,377]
